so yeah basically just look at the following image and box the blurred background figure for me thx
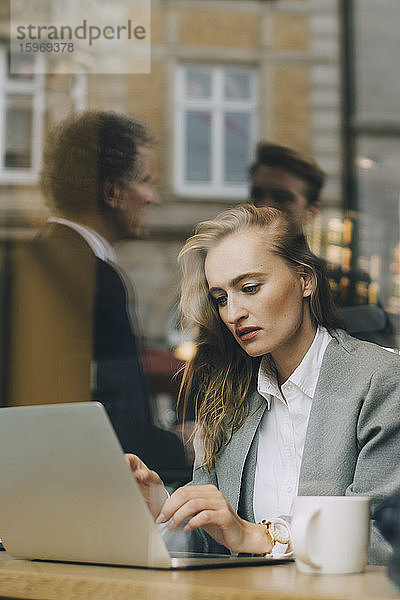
[249,142,324,227]
[249,141,396,347]
[4,110,189,485]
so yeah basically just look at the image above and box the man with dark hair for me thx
[249,141,325,227]
[6,111,188,483]
[248,141,395,346]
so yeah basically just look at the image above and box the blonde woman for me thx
[127,204,400,565]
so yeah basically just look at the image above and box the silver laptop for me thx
[0,402,291,569]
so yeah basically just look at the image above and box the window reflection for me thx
[185,69,212,99]
[177,64,257,196]
[7,50,34,80]
[4,95,33,168]
[223,113,250,184]
[184,111,211,183]
[224,69,252,100]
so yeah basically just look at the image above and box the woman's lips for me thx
[236,327,261,342]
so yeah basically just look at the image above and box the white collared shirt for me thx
[48,216,117,263]
[253,326,332,524]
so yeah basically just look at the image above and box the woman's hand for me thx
[156,484,272,555]
[124,454,168,519]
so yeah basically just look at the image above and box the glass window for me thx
[185,112,211,182]
[224,69,252,100]
[344,1,400,347]
[354,0,400,123]
[0,46,44,182]
[184,68,212,99]
[223,112,251,184]
[4,94,33,169]
[7,50,34,80]
[175,64,257,198]
[356,136,400,316]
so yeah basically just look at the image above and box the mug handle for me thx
[292,506,321,569]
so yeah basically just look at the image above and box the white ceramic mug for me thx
[291,496,370,574]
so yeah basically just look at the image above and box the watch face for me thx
[271,521,290,544]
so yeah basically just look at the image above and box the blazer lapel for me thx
[215,392,266,513]
[298,332,355,495]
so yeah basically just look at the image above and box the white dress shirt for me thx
[253,326,332,524]
[48,216,117,263]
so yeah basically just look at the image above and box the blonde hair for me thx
[178,204,344,469]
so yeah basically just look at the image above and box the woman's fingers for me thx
[157,484,248,552]
[182,508,227,532]
[168,498,217,530]
[156,485,228,528]
[125,453,142,474]
[124,453,162,486]
[124,453,166,518]
[125,453,147,478]
[155,483,265,554]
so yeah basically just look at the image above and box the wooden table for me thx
[0,552,399,600]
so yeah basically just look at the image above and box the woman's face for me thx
[204,229,314,361]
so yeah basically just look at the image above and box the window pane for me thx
[355,136,400,342]
[354,0,400,121]
[224,69,251,100]
[184,111,211,182]
[184,69,212,99]
[224,113,250,184]
[4,95,33,168]
[7,49,34,80]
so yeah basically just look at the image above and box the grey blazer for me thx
[191,329,400,564]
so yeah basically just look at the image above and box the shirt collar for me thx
[48,216,117,263]
[257,326,333,406]
[288,326,332,397]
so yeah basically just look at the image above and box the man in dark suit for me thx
[5,111,188,483]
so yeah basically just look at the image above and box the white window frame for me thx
[174,63,258,199]
[0,45,45,184]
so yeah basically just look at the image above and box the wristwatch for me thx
[259,518,290,554]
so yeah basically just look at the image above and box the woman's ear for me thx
[301,269,314,298]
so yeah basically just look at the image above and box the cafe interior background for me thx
[0,0,398,431]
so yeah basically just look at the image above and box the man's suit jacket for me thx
[191,329,400,564]
[5,222,187,482]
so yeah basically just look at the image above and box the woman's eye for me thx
[215,296,227,307]
[243,284,259,294]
